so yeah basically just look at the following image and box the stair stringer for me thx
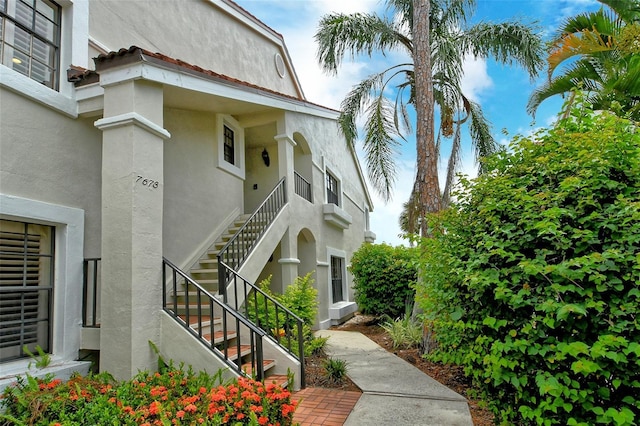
[225,204,291,308]
[158,311,240,382]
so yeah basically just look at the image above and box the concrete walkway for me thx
[316,330,473,426]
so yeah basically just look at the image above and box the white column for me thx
[95,80,170,380]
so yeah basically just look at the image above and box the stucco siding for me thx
[88,0,299,98]
[162,107,244,266]
[0,88,103,257]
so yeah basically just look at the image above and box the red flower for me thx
[184,403,197,413]
[149,401,161,416]
[176,410,185,419]
[258,416,269,425]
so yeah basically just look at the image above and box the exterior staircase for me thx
[187,214,252,295]
[161,178,304,389]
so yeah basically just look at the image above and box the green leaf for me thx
[571,359,600,375]
[557,304,587,321]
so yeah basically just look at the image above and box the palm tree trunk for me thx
[413,0,441,237]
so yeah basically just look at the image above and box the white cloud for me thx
[460,55,493,102]
[367,158,415,246]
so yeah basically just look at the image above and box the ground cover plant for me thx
[349,243,418,319]
[0,364,297,425]
[418,97,640,425]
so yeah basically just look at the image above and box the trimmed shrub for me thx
[418,101,640,425]
[349,243,418,318]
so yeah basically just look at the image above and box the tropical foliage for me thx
[349,243,418,318]
[246,273,324,357]
[315,0,544,211]
[417,98,640,424]
[528,0,640,122]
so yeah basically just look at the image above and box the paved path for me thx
[316,330,473,426]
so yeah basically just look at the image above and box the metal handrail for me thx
[294,171,313,203]
[82,258,101,328]
[219,260,305,388]
[163,257,267,381]
[218,177,287,295]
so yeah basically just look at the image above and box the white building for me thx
[0,0,375,390]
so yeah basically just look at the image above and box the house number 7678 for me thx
[136,175,159,189]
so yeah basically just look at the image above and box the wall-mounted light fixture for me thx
[262,148,270,167]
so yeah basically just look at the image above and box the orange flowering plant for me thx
[0,365,297,425]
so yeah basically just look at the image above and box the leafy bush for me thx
[418,101,640,425]
[1,365,297,425]
[381,314,423,349]
[349,243,418,318]
[246,273,320,358]
[279,272,319,328]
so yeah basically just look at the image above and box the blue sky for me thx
[234,0,601,246]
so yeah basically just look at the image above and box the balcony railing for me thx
[82,258,101,328]
[294,171,312,203]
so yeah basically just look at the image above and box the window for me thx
[0,219,54,363]
[0,0,61,90]
[223,125,235,165]
[330,256,344,303]
[326,171,339,206]
[217,115,245,179]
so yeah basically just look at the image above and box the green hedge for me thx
[349,243,418,318]
[418,101,640,425]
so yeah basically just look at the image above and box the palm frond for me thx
[597,0,640,24]
[362,97,403,201]
[467,101,496,172]
[442,122,462,207]
[463,21,545,79]
[315,12,411,75]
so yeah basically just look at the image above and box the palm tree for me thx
[528,0,640,122]
[316,0,544,227]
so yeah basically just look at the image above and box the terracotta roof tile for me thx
[82,45,337,114]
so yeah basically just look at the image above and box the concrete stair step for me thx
[178,314,221,328]
[203,330,238,345]
[217,344,252,361]
[241,359,277,377]
[265,374,290,388]
[190,268,218,275]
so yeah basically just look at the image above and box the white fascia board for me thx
[75,82,104,101]
[98,61,337,120]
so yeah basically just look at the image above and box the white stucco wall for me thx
[0,88,103,257]
[87,0,299,98]
[162,107,245,266]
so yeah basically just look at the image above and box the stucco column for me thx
[274,133,299,290]
[274,133,295,200]
[95,80,170,380]
[278,229,299,291]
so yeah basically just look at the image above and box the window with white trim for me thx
[330,255,345,303]
[0,0,61,90]
[217,115,245,179]
[0,219,54,363]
